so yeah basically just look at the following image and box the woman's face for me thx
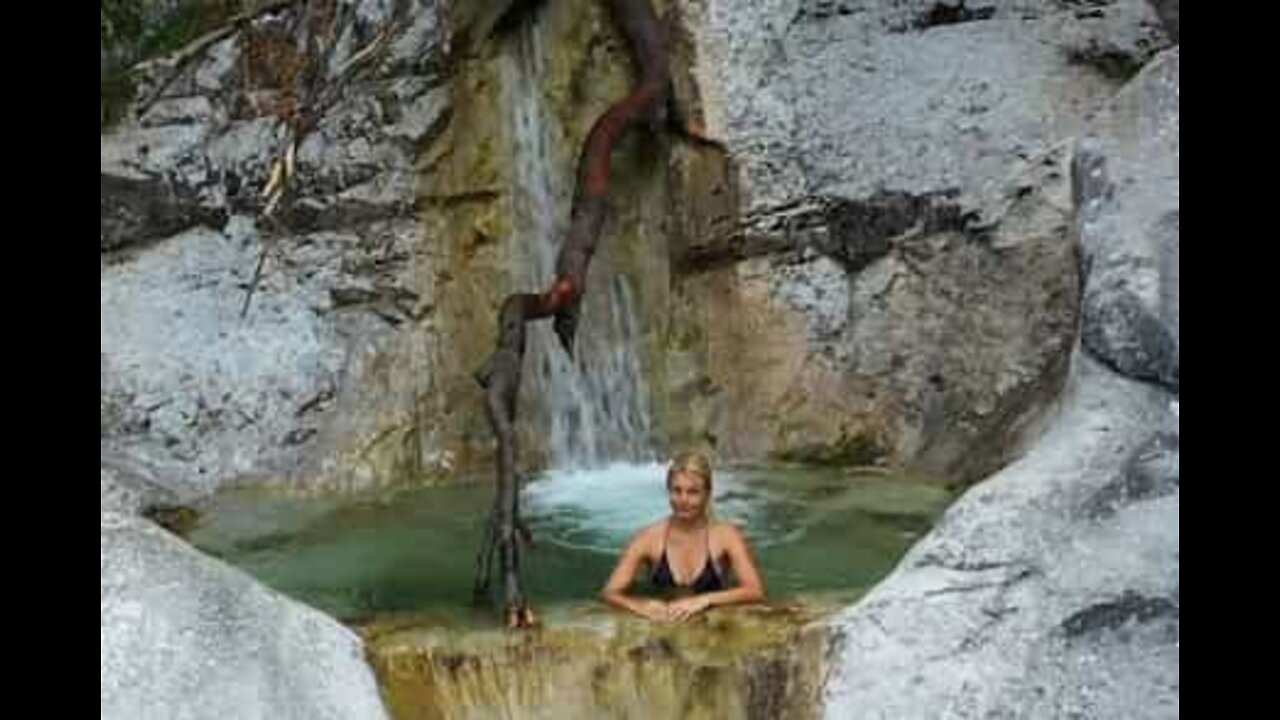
[668,470,709,521]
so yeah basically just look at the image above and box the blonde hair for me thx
[666,451,715,519]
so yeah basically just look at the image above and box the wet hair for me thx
[666,450,713,493]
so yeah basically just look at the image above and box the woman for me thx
[600,451,766,621]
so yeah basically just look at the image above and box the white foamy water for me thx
[522,462,800,552]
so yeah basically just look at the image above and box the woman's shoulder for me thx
[629,520,667,547]
[710,520,746,542]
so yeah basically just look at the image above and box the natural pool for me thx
[188,462,953,627]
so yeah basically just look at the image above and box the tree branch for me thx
[473,0,726,630]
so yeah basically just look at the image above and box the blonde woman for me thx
[600,451,767,621]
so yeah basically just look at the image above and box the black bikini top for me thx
[650,521,726,594]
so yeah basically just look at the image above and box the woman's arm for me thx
[667,524,766,620]
[600,529,669,621]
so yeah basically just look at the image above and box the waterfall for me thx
[499,17,658,470]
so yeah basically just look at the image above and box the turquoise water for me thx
[188,463,953,624]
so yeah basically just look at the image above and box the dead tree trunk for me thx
[473,0,722,629]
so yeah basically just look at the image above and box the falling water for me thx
[499,17,657,470]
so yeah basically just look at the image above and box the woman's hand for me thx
[665,594,712,621]
[636,599,671,621]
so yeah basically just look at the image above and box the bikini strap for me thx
[704,522,716,569]
[710,522,729,581]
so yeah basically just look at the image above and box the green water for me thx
[188,464,953,625]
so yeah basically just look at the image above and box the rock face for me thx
[669,148,1080,482]
[820,354,1178,718]
[685,0,1168,214]
[1147,0,1179,41]
[101,504,389,720]
[101,0,457,492]
[666,0,1173,478]
[101,9,440,712]
[817,47,1179,719]
[1075,48,1179,392]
